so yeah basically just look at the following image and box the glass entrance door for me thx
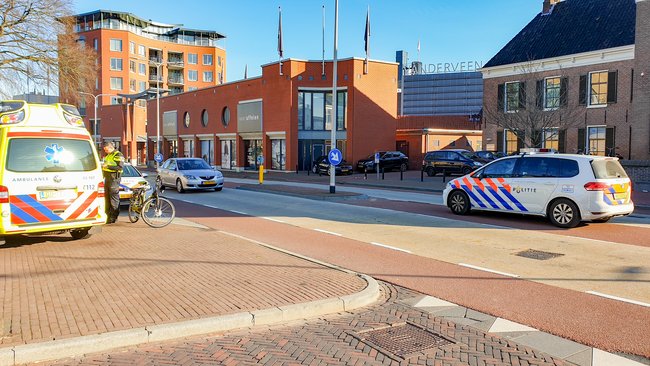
[244,139,263,170]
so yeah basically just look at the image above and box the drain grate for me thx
[355,323,454,360]
[516,249,564,260]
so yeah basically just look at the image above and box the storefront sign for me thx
[421,61,484,74]
[162,110,178,136]
[237,100,262,133]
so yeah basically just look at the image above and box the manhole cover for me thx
[516,249,564,260]
[355,323,454,360]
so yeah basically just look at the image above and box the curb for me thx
[0,242,380,366]
[236,185,370,201]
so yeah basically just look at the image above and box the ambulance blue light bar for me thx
[0,101,26,125]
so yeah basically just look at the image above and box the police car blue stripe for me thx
[9,204,39,223]
[461,185,487,208]
[499,188,528,212]
[16,195,63,221]
[475,188,500,209]
[487,187,514,210]
[603,194,613,205]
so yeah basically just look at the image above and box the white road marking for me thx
[230,210,248,215]
[262,217,286,223]
[458,263,520,278]
[370,242,412,254]
[586,291,650,308]
[313,229,343,236]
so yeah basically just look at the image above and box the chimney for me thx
[543,0,562,14]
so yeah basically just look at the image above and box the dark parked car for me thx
[474,150,507,163]
[422,149,483,176]
[357,151,409,172]
[312,155,353,175]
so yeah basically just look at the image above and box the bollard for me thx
[400,169,403,181]
[421,168,424,182]
[296,164,298,174]
[364,167,367,180]
[259,165,264,184]
[307,165,310,176]
[442,169,446,183]
[382,168,385,180]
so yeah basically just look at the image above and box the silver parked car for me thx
[156,158,224,193]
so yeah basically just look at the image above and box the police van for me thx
[442,149,633,228]
[0,101,106,244]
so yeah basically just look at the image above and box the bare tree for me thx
[483,63,584,150]
[0,0,96,105]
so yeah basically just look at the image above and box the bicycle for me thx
[128,181,176,228]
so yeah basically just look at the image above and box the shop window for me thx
[271,139,286,170]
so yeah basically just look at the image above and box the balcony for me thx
[149,57,163,66]
[168,76,184,86]
[149,74,163,84]
[167,58,184,69]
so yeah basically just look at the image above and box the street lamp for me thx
[132,55,165,168]
[80,92,116,147]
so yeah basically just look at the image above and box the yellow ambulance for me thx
[0,101,106,245]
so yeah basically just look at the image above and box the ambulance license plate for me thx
[38,189,77,201]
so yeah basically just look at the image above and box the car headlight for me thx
[473,162,482,166]
[184,174,197,180]
[215,171,223,178]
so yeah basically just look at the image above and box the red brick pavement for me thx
[0,221,366,348]
[44,283,572,366]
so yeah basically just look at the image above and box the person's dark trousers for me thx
[104,175,121,223]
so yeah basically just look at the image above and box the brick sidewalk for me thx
[0,220,366,349]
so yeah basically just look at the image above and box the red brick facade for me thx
[146,58,398,171]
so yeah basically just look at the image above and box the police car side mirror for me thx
[142,173,148,178]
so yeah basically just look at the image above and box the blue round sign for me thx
[154,153,163,163]
[328,149,342,166]
[256,155,264,165]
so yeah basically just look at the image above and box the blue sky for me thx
[73,0,541,81]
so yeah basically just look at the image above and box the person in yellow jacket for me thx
[102,141,124,224]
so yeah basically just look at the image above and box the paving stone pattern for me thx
[45,283,572,366]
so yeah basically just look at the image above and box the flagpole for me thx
[278,6,283,76]
[330,0,339,194]
[322,5,325,76]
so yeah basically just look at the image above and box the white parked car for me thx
[442,151,633,228]
[156,158,224,193]
[118,163,151,205]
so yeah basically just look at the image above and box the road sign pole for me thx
[329,0,339,194]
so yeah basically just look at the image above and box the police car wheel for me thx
[448,190,471,215]
[548,199,581,228]
[176,179,185,193]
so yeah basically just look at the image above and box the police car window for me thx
[6,138,97,172]
[516,157,550,177]
[482,158,516,178]
[560,159,579,177]
[591,160,628,179]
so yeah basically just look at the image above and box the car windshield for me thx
[177,159,211,170]
[122,164,141,177]
[460,151,475,159]
[6,138,97,172]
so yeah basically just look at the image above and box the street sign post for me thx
[375,152,380,179]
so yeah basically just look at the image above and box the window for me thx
[481,158,517,178]
[109,58,123,71]
[110,96,122,105]
[188,70,198,81]
[589,71,608,106]
[505,82,522,112]
[109,39,122,52]
[505,129,519,154]
[93,38,98,50]
[217,56,222,66]
[7,139,97,172]
[188,53,198,64]
[183,112,190,127]
[129,41,135,54]
[138,81,146,92]
[203,71,213,82]
[203,54,213,65]
[515,158,579,178]
[129,79,136,91]
[588,126,606,156]
[298,91,347,131]
[110,77,123,90]
[201,109,208,127]
[139,63,146,75]
[138,45,145,56]
[222,106,230,127]
[271,139,286,170]
[543,128,559,150]
[129,60,136,73]
[544,77,561,109]
[188,87,198,91]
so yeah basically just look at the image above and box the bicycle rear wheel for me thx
[141,197,175,228]
[128,203,140,223]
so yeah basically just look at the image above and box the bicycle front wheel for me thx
[128,203,140,223]
[141,197,175,228]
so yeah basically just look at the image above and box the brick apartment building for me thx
[147,58,398,172]
[65,10,226,164]
[481,0,650,160]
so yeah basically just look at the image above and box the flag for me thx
[244,64,248,79]
[277,7,283,58]
[363,7,370,57]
